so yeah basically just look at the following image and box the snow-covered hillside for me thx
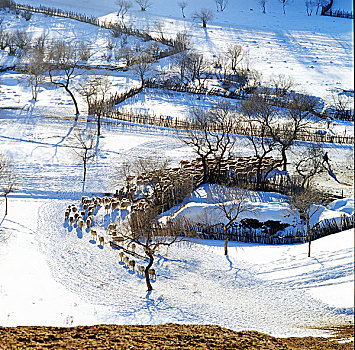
[19,0,353,101]
[0,106,353,337]
[0,0,353,339]
[0,196,353,337]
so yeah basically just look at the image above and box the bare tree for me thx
[213,46,248,89]
[0,152,19,216]
[293,144,326,188]
[131,53,153,86]
[185,51,209,88]
[210,186,251,255]
[315,0,327,14]
[90,75,112,136]
[19,47,46,101]
[270,74,293,98]
[173,31,191,52]
[305,0,315,15]
[132,155,170,176]
[267,93,317,171]
[329,92,351,119]
[77,73,112,136]
[172,50,190,86]
[279,0,291,14]
[121,205,193,291]
[45,40,91,115]
[289,186,323,257]
[117,46,136,66]
[192,8,214,28]
[240,90,278,189]
[69,130,98,189]
[226,44,245,72]
[12,29,32,53]
[178,1,187,18]
[77,75,98,115]
[135,0,152,11]
[169,49,205,87]
[258,0,267,13]
[215,0,228,12]
[179,103,238,184]
[116,0,132,20]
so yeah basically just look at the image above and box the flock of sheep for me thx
[63,156,282,283]
[64,196,156,281]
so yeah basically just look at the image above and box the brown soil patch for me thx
[0,324,353,350]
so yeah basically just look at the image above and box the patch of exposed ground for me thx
[0,324,353,349]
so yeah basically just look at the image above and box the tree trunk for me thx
[281,147,287,171]
[307,220,311,257]
[224,225,228,255]
[64,86,80,115]
[97,114,101,137]
[202,19,206,28]
[256,160,263,190]
[202,157,209,184]
[144,254,154,291]
[83,157,87,182]
[4,194,8,216]
[308,237,311,257]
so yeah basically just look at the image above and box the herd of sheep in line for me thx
[64,196,156,281]
[62,156,283,282]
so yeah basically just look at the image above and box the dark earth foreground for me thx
[0,324,354,349]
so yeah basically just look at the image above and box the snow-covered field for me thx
[0,108,353,337]
[0,194,353,337]
[0,0,354,339]
[18,0,353,102]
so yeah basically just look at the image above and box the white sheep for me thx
[86,218,92,228]
[81,196,89,205]
[90,229,97,241]
[77,218,84,229]
[123,256,129,267]
[137,265,145,276]
[130,243,136,253]
[128,260,136,272]
[148,268,156,280]
[104,203,111,215]
[119,251,125,261]
[98,235,105,246]
[107,223,117,233]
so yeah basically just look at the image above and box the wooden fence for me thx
[13,2,175,47]
[195,215,354,245]
[107,108,354,145]
[322,9,354,19]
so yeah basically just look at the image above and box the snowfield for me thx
[0,196,353,337]
[0,0,354,339]
[19,0,354,102]
[0,108,353,337]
